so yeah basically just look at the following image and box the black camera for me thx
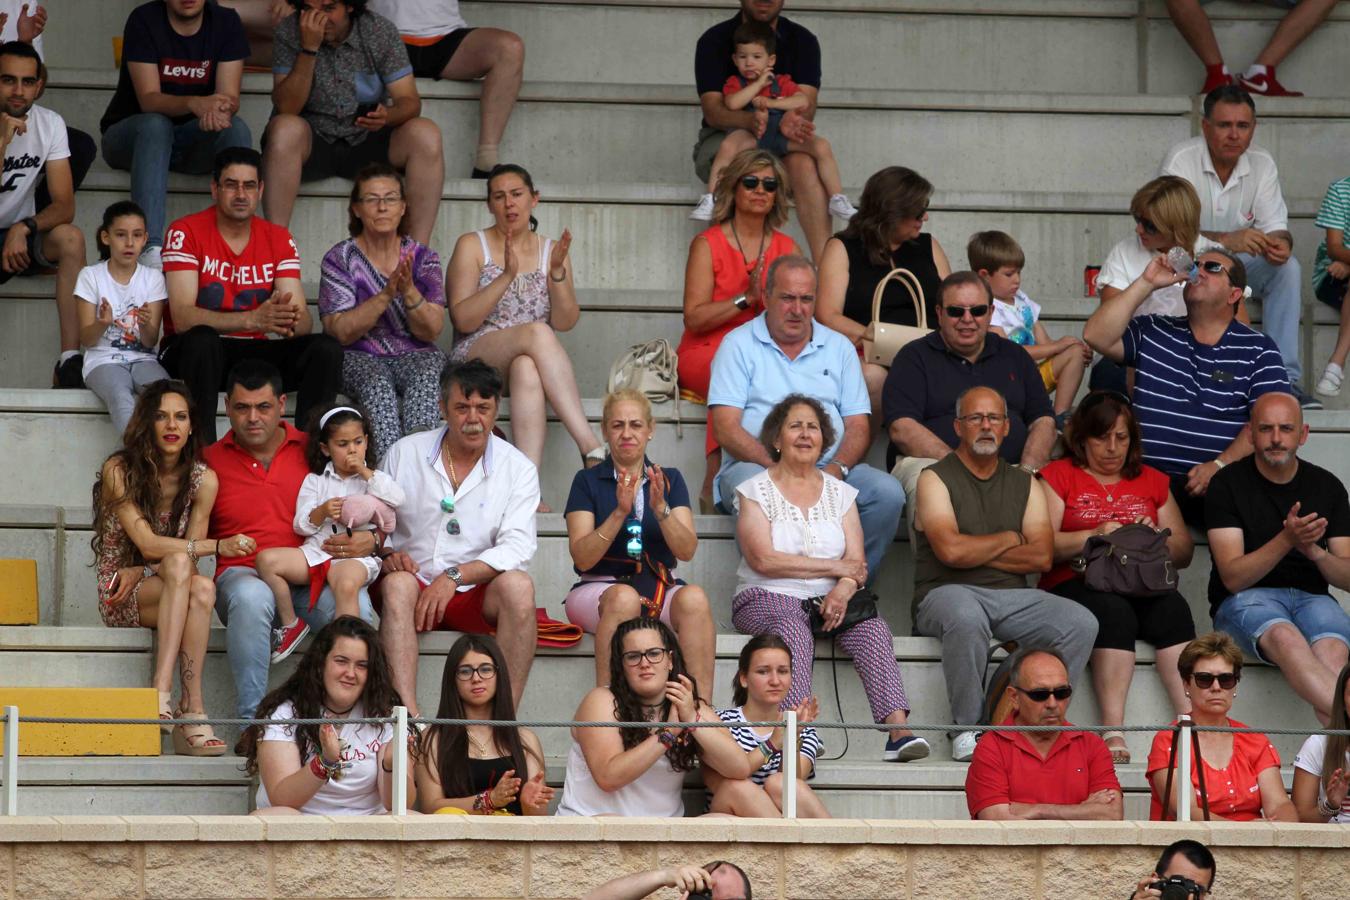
[1149,875,1204,900]
[686,893,712,900]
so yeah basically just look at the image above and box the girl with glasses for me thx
[1146,632,1296,821]
[416,634,553,815]
[557,618,760,817]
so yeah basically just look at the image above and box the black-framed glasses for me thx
[956,413,1007,425]
[441,496,460,536]
[1190,671,1239,689]
[1133,214,1159,235]
[943,304,989,319]
[1015,685,1073,702]
[740,175,778,193]
[1198,259,1229,277]
[621,647,670,667]
[455,663,497,681]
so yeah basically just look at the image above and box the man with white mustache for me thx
[378,358,539,714]
[911,385,1098,763]
[1205,391,1350,725]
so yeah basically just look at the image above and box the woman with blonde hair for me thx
[677,148,801,511]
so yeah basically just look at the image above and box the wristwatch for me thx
[732,294,749,310]
[445,565,464,587]
[658,503,672,521]
[833,462,850,479]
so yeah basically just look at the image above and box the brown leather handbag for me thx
[863,267,930,368]
[1071,523,1178,597]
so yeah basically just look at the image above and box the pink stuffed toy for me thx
[339,493,397,534]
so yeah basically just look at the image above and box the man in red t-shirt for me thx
[204,359,376,718]
[159,145,341,440]
[964,647,1122,821]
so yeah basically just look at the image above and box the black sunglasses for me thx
[740,175,778,193]
[1133,214,1159,235]
[943,304,989,319]
[1198,259,1229,276]
[1015,685,1073,702]
[1190,671,1239,689]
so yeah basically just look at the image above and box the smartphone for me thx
[354,101,379,122]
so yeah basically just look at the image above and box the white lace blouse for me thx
[733,470,859,599]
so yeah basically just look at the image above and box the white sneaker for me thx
[828,193,858,220]
[1317,363,1344,398]
[689,193,715,221]
[139,245,163,269]
[951,730,981,762]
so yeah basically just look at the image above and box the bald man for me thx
[1207,392,1350,724]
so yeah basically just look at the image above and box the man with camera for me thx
[1130,839,1216,899]
[584,861,752,900]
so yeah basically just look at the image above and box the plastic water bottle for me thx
[625,518,643,559]
[1166,246,1200,283]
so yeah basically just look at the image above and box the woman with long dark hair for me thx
[557,618,766,817]
[416,634,553,815]
[92,379,251,755]
[1294,663,1350,822]
[239,617,415,815]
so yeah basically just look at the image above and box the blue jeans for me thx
[1213,586,1350,662]
[1239,252,1302,384]
[717,460,903,584]
[215,566,374,719]
[101,113,253,248]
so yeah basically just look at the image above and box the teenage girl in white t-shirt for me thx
[76,201,170,435]
[1292,663,1350,824]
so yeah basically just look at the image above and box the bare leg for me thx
[700,448,721,511]
[1258,623,1343,724]
[178,574,216,714]
[670,585,715,697]
[1089,648,1136,745]
[1255,0,1338,67]
[762,772,831,818]
[481,570,537,708]
[327,559,370,620]
[706,776,784,817]
[785,135,844,197]
[505,353,546,468]
[706,129,758,193]
[438,28,526,166]
[216,0,280,69]
[1154,642,1192,716]
[256,547,307,625]
[388,118,445,246]
[252,806,302,816]
[1327,293,1350,368]
[1049,346,1087,415]
[783,151,829,263]
[593,584,642,687]
[863,363,888,434]
[260,114,313,229]
[883,708,911,742]
[375,571,424,716]
[137,553,194,697]
[1163,0,1223,67]
[46,225,87,353]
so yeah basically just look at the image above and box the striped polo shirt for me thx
[1122,315,1290,476]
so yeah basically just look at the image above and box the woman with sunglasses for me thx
[677,148,800,512]
[564,389,715,691]
[557,618,767,817]
[1293,663,1350,822]
[1146,632,1297,821]
[816,166,951,417]
[416,634,553,815]
[1038,391,1196,764]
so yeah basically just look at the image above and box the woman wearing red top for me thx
[1147,632,1297,821]
[677,148,799,512]
[1039,391,1195,764]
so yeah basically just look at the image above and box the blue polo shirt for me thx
[707,315,869,483]
[564,458,691,578]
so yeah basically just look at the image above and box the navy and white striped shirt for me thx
[1122,315,1290,476]
[715,707,823,785]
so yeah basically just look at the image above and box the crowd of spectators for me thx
[8,0,1350,825]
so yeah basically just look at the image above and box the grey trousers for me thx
[84,358,171,436]
[914,584,1099,728]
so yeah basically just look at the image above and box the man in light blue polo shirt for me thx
[707,254,903,581]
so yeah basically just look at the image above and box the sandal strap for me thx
[176,713,223,744]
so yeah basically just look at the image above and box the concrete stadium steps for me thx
[0,757,250,816]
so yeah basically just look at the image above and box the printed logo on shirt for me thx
[159,58,213,85]
[1,151,41,193]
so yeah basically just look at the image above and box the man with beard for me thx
[911,385,1097,762]
[377,358,539,714]
[1205,391,1350,724]
[160,146,342,441]
[1084,249,1290,527]
[0,40,86,387]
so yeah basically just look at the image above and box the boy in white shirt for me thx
[969,230,1090,426]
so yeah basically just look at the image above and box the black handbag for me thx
[1071,523,1178,597]
[802,587,879,637]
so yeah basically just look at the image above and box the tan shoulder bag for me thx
[862,267,930,368]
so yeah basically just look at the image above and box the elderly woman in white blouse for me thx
[730,393,928,763]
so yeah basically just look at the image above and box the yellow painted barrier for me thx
[0,687,160,756]
[0,559,38,625]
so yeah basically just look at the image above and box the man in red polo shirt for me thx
[965,647,1122,820]
[204,359,376,719]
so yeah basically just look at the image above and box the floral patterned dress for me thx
[95,462,206,628]
[448,230,554,362]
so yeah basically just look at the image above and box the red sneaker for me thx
[271,618,310,663]
[1239,69,1303,97]
[1201,69,1234,94]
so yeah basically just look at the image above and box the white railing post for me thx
[2,706,17,816]
[782,709,797,819]
[392,706,408,815]
[1177,715,1193,822]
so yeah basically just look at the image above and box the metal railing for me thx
[6,708,1350,820]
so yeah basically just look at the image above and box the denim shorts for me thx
[1213,587,1350,661]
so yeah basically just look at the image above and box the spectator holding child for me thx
[1312,175,1350,398]
[76,202,170,435]
[971,230,1089,428]
[691,21,854,225]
